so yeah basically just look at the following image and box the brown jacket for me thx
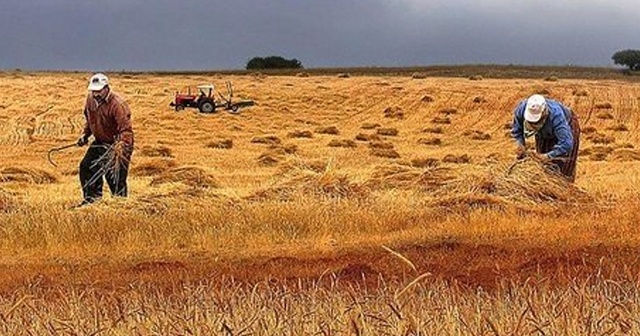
[82,90,134,147]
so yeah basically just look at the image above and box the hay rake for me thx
[47,142,78,167]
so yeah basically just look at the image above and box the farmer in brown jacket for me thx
[76,73,134,206]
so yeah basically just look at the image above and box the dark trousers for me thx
[79,141,131,202]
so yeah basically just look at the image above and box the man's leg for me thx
[561,115,581,183]
[79,143,106,202]
[105,152,131,197]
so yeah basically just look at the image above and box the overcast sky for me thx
[0,0,637,71]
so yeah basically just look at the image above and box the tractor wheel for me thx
[175,105,184,112]
[230,105,239,113]
[198,100,215,113]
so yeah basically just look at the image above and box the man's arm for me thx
[547,110,573,158]
[511,101,526,147]
[113,101,134,150]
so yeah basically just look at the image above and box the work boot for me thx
[70,199,95,209]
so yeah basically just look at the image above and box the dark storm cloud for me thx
[0,0,637,70]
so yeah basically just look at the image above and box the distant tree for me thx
[246,56,303,70]
[611,49,640,71]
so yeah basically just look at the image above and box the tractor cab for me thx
[197,84,214,99]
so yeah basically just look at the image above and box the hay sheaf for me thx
[315,126,340,135]
[365,164,453,191]
[383,106,404,119]
[248,165,369,201]
[328,139,357,148]
[206,139,234,149]
[361,123,381,130]
[130,158,177,176]
[251,135,281,145]
[355,133,381,142]
[610,149,640,162]
[370,148,400,159]
[434,159,592,209]
[277,158,330,175]
[150,166,219,188]
[288,130,313,138]
[0,166,58,184]
[257,144,298,166]
[139,145,173,158]
[376,128,399,136]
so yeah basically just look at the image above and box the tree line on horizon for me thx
[246,56,303,70]
[245,50,640,73]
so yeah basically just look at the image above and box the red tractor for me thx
[170,81,254,113]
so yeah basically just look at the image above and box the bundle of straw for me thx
[0,166,58,184]
[87,141,131,188]
[437,157,591,208]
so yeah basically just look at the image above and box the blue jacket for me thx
[511,98,574,158]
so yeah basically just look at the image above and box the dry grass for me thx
[1,72,640,333]
[2,275,640,335]
[366,164,452,191]
[248,162,369,201]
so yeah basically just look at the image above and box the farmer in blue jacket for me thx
[511,94,581,182]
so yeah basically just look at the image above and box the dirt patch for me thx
[2,242,636,294]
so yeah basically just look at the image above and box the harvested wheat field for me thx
[1,70,640,334]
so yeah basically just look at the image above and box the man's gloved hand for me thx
[533,152,551,163]
[77,135,89,147]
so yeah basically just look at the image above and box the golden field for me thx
[1,70,640,334]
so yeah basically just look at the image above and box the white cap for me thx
[88,73,109,91]
[524,94,546,122]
